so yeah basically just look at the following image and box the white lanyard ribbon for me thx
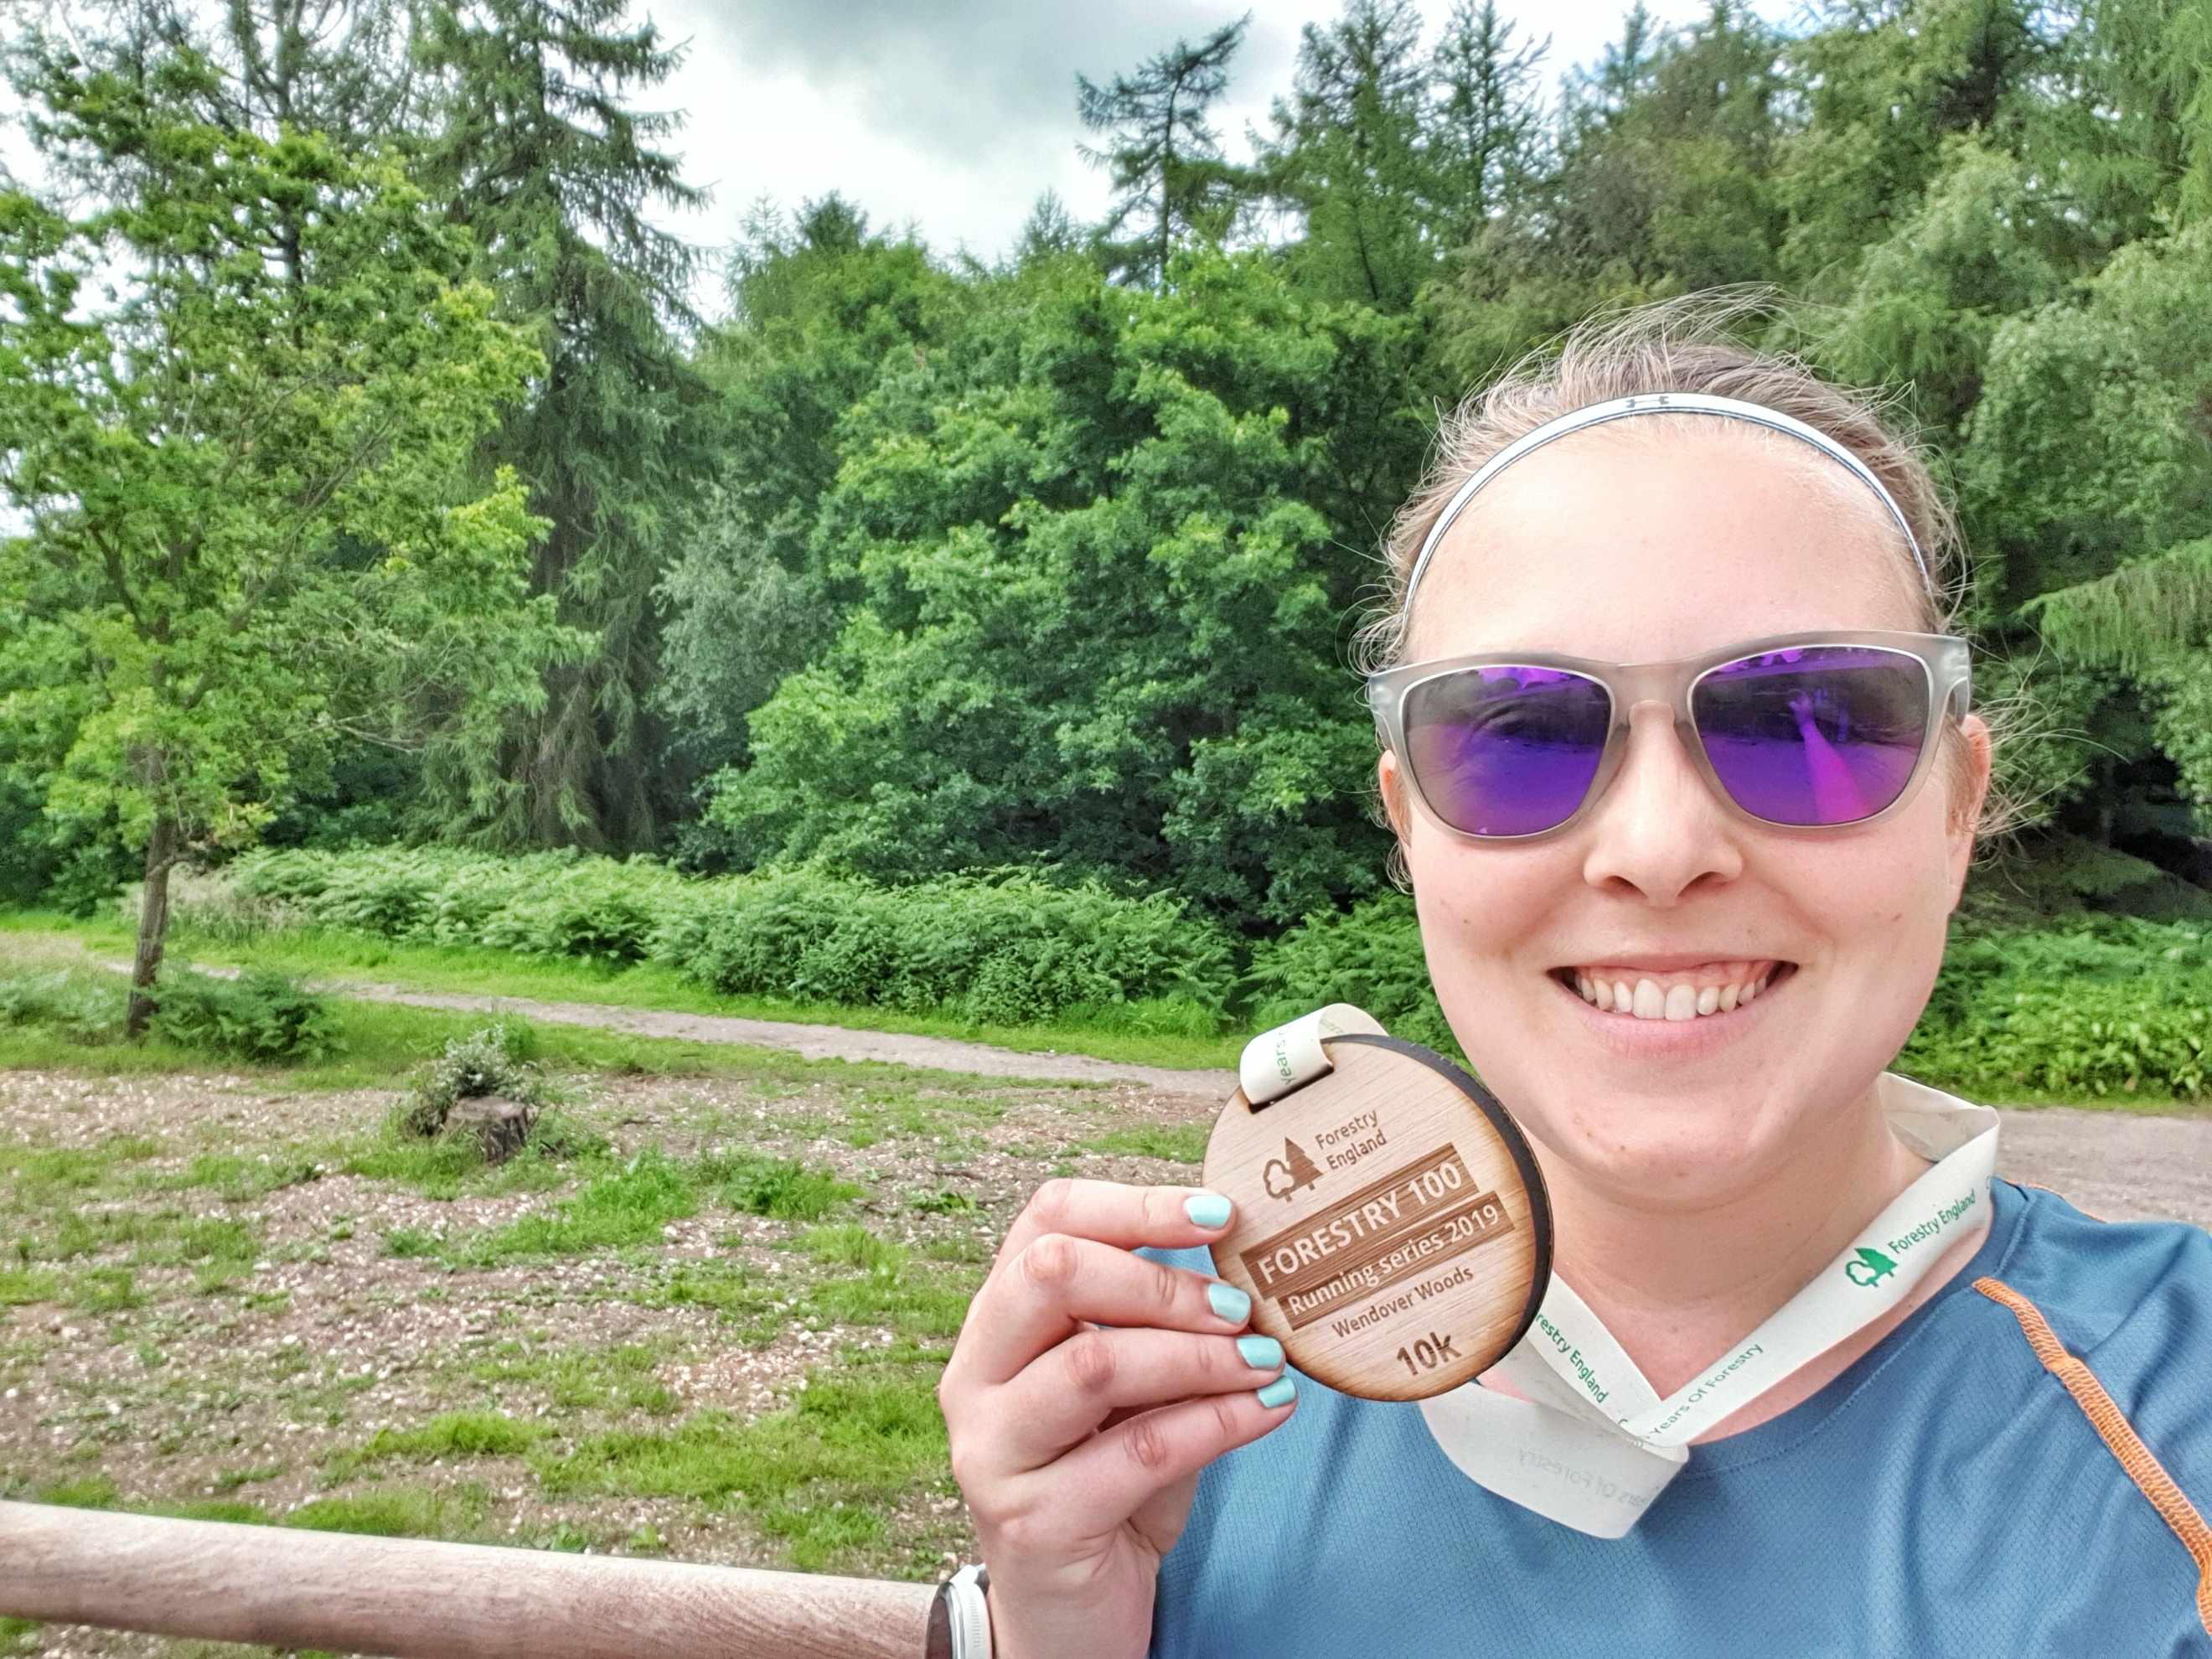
[1420,1075,1999,1538]
[1238,1002,1388,1105]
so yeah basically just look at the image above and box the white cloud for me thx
[643,0,1781,276]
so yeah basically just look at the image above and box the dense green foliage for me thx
[145,970,341,1063]
[221,846,1234,1031]
[683,245,1432,923]
[189,845,2212,1098]
[0,956,338,1062]
[1899,920,2212,1098]
[644,0,2212,928]
[3,0,2212,1081]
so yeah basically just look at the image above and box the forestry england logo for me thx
[1263,1139,1324,1201]
[1845,1246,1898,1289]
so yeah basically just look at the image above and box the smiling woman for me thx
[932,299,2212,1659]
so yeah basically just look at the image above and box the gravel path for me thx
[1997,1107,2212,1230]
[331,981,1244,1094]
[51,947,2212,1230]
[317,981,2212,1230]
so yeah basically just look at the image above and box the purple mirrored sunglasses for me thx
[1366,632,1972,840]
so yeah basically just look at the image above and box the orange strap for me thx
[1976,1276,2212,1637]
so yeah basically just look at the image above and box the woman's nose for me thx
[1579,702,1744,904]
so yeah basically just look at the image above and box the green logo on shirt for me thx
[1845,1247,1897,1288]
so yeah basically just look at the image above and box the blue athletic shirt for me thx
[1146,1181,2212,1657]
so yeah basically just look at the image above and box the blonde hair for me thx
[1360,296,1961,674]
[1365,295,1993,835]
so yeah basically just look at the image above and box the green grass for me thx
[468,1342,679,1415]
[0,970,1029,1096]
[697,1149,857,1220]
[1084,1123,1207,1164]
[0,1131,266,1308]
[373,1143,866,1269]
[0,910,1242,1071]
[284,1484,487,1538]
[0,979,1047,1586]
[454,1150,698,1264]
[793,1224,979,1341]
[532,1348,952,1571]
[648,1261,783,1336]
[360,1410,545,1460]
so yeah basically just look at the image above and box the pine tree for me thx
[1260,0,1437,308]
[1430,0,1547,245]
[413,0,714,853]
[1077,18,1249,287]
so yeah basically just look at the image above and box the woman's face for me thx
[1381,426,1989,1211]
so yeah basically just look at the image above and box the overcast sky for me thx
[640,0,1794,286]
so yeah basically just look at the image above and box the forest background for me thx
[4,0,2212,1098]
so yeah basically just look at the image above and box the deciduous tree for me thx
[0,39,572,1030]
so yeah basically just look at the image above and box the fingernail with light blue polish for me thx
[1206,1281,1251,1325]
[1238,1335,1284,1372]
[1256,1375,1298,1409]
[1184,1191,1233,1229]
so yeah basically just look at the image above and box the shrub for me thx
[1899,919,2212,1098]
[397,1026,587,1168]
[217,847,692,963]
[1246,892,1460,1056]
[658,868,1232,1026]
[193,845,2212,1099]
[149,969,340,1062]
[402,1024,541,1136]
[220,849,1235,1029]
[0,968,126,1042]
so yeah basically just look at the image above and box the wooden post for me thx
[0,1501,941,1659]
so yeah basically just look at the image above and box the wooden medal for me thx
[1202,1031,1551,1402]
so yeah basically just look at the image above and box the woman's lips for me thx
[1556,959,1789,1022]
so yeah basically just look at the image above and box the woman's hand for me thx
[939,1178,1296,1659]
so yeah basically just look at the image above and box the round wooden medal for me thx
[1202,1035,1552,1402]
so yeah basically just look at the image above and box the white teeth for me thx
[1572,969,1780,1020]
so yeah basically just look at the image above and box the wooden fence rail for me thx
[0,1500,942,1657]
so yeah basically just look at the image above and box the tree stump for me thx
[444,1097,536,1164]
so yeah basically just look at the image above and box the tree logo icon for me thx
[1844,1247,1897,1288]
[1263,1139,1325,1201]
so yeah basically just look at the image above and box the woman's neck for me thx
[1539,1086,1933,1403]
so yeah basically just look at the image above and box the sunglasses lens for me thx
[1693,647,1931,827]
[1403,666,1613,836]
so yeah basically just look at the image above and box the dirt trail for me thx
[1996,1107,2212,1230]
[335,981,1243,1094]
[52,943,2212,1229]
[320,980,2212,1229]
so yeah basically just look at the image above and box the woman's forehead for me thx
[1399,423,1923,664]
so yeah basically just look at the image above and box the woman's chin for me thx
[1519,1098,1806,1209]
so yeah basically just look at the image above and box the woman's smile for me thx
[1557,958,1787,1021]
[1543,955,1798,1059]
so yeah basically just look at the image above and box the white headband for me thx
[1401,391,1938,610]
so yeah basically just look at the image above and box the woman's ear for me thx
[1377,750,1414,843]
[1946,714,1994,900]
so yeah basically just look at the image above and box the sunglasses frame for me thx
[1366,630,1973,842]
